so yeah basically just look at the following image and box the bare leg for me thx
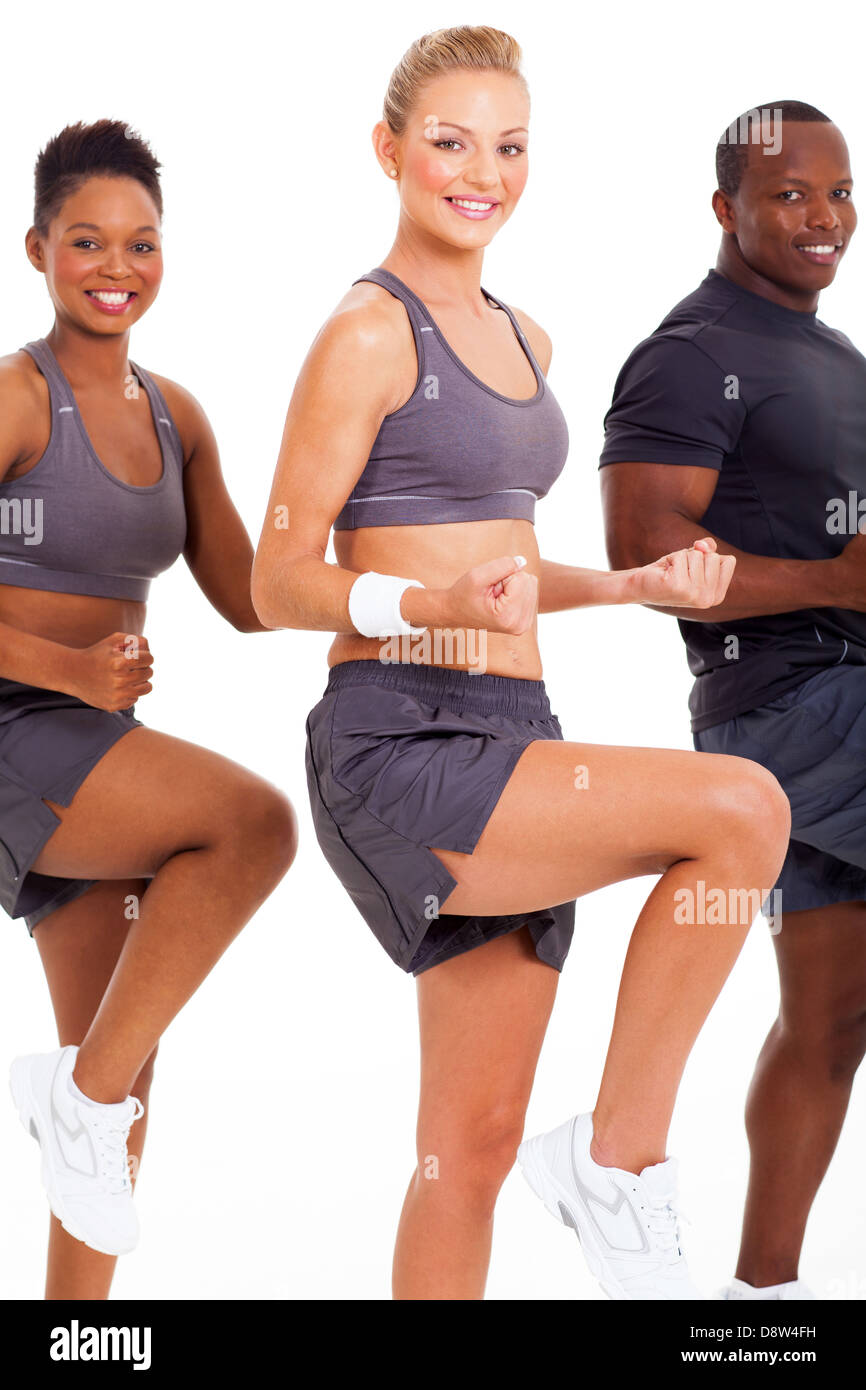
[736,900,866,1287]
[430,742,791,1173]
[31,727,297,1102]
[33,879,154,1299]
[389,742,789,1298]
[393,927,558,1300]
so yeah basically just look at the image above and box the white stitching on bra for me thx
[356,488,539,503]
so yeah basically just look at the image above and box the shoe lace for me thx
[87,1098,144,1195]
[644,1190,689,1259]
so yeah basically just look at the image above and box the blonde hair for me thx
[383,26,527,135]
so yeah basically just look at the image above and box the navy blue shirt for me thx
[599,269,866,731]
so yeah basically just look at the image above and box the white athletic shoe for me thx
[518,1112,703,1300]
[717,1277,816,1300]
[9,1044,144,1256]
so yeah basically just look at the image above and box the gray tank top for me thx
[0,338,187,600]
[333,267,570,530]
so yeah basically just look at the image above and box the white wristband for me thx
[347,570,427,638]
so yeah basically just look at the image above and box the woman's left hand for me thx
[627,537,736,609]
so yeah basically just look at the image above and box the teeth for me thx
[89,290,132,305]
[450,198,495,211]
[798,245,836,255]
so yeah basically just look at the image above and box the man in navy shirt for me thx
[600,100,866,1300]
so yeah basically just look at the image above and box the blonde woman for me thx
[252,27,790,1300]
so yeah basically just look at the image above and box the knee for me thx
[712,757,791,869]
[776,992,866,1082]
[226,781,298,883]
[808,1007,866,1082]
[423,1105,526,1215]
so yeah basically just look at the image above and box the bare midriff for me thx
[0,585,146,658]
[330,516,542,679]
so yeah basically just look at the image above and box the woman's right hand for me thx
[65,632,154,711]
[443,554,538,635]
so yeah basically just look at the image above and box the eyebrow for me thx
[433,123,528,137]
[766,176,852,186]
[64,222,159,233]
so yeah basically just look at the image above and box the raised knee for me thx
[713,757,791,861]
[228,783,298,879]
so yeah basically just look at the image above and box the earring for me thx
[390,168,398,178]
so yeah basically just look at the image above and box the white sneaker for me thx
[518,1112,703,1300]
[9,1045,144,1256]
[718,1277,816,1300]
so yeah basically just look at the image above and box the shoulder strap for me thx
[128,361,187,472]
[352,267,429,386]
[353,267,433,329]
[479,287,541,366]
[19,339,77,414]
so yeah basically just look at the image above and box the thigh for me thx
[34,877,151,1043]
[697,668,866,871]
[430,739,786,917]
[31,727,287,880]
[774,901,866,1022]
[415,926,559,1145]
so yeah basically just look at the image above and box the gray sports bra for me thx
[333,267,570,530]
[0,338,187,600]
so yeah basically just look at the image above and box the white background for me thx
[1,0,864,1301]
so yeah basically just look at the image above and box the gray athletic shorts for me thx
[305,659,576,975]
[0,678,143,935]
[694,663,866,913]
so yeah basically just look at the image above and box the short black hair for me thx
[716,100,832,196]
[33,119,162,235]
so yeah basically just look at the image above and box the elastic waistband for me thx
[323,659,553,719]
[0,678,123,724]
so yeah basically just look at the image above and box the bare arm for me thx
[155,376,269,633]
[599,461,863,622]
[251,299,419,631]
[538,562,635,612]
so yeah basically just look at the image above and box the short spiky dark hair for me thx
[33,119,162,234]
[716,100,832,196]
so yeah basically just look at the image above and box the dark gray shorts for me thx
[0,678,143,935]
[694,663,866,914]
[305,659,576,975]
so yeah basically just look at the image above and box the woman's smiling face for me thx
[375,68,530,251]
[27,175,163,333]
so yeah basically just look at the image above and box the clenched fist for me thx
[65,632,154,711]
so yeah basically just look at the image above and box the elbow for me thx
[605,530,650,572]
[250,590,280,631]
[232,611,270,634]
[250,563,281,630]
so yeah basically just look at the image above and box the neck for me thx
[45,318,133,387]
[714,238,819,313]
[382,222,490,316]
